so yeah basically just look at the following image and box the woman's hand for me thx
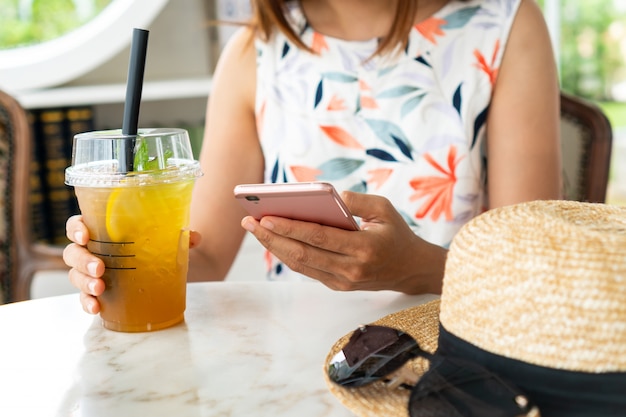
[63,215,203,314]
[241,191,446,294]
[63,215,105,314]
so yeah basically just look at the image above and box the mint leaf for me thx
[133,137,174,171]
[144,150,173,170]
[133,137,149,171]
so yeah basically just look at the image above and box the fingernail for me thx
[74,231,84,243]
[87,261,98,277]
[242,218,255,232]
[260,218,274,230]
[88,280,97,294]
[87,300,97,314]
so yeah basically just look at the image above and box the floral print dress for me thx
[254,0,521,280]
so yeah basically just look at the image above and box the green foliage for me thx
[534,1,626,102]
[558,1,625,101]
[0,0,112,49]
[598,101,626,128]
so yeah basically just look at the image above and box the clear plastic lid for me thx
[65,128,202,187]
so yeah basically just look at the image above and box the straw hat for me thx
[324,200,626,417]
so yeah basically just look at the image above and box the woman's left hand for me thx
[240,191,446,294]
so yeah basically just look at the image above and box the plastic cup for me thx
[65,128,202,332]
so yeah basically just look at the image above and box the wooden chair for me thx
[560,92,613,203]
[0,89,68,303]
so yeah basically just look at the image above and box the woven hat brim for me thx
[324,299,441,417]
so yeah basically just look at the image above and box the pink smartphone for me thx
[233,182,360,231]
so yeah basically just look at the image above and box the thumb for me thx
[341,191,396,224]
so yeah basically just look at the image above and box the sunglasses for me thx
[327,325,539,417]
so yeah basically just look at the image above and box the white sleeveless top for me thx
[254,0,521,280]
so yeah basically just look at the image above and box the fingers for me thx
[65,215,106,314]
[64,215,104,279]
[254,215,359,255]
[67,263,104,292]
[189,230,202,249]
[240,193,437,294]
[79,292,102,315]
[341,191,397,225]
[63,243,104,277]
[241,215,375,290]
[68,265,104,314]
[66,214,89,245]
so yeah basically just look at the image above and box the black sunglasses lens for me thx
[328,325,420,387]
[409,357,535,417]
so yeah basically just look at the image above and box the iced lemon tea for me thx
[75,180,194,331]
[65,128,202,332]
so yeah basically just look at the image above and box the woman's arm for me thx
[187,27,265,281]
[487,0,562,207]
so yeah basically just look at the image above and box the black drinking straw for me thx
[120,28,149,172]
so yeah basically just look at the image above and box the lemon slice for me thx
[105,187,143,242]
[105,181,194,242]
[105,185,170,242]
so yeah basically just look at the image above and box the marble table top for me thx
[0,281,437,417]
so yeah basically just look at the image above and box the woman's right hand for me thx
[63,215,106,314]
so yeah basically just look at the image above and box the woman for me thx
[64,0,561,314]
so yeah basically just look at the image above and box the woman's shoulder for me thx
[212,26,257,109]
[221,26,256,59]
[510,0,552,35]
[498,0,555,69]
[215,26,257,81]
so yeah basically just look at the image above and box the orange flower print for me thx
[327,95,347,111]
[320,125,364,149]
[367,168,393,190]
[360,96,378,109]
[264,249,273,273]
[290,165,323,182]
[312,32,329,54]
[409,146,463,221]
[358,79,378,109]
[415,17,447,44]
[474,39,500,85]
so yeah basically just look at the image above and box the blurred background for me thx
[539,0,626,205]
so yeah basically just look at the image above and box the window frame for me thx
[0,0,169,93]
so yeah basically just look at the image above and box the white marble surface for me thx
[0,281,437,417]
